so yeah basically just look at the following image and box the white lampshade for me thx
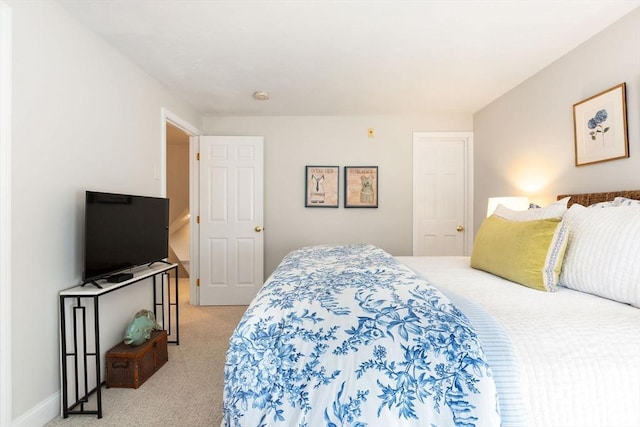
[487,196,529,217]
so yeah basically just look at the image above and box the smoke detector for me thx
[253,90,270,100]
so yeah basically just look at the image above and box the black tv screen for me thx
[83,191,169,284]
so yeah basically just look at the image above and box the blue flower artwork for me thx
[587,109,610,144]
[223,244,500,427]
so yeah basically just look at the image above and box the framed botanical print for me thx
[305,166,339,207]
[344,166,378,208]
[573,83,628,166]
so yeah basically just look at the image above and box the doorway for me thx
[161,113,264,306]
[161,108,201,305]
[166,123,191,280]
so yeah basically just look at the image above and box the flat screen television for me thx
[83,191,169,286]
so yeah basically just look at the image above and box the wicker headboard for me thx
[557,190,640,207]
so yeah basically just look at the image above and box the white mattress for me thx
[396,256,640,427]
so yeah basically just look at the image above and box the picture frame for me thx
[573,83,628,166]
[305,166,339,207]
[344,166,378,208]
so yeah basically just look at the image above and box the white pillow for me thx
[559,204,640,307]
[614,196,640,207]
[588,200,617,208]
[494,197,570,221]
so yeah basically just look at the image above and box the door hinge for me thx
[196,278,200,287]
[196,152,200,161]
[197,215,200,224]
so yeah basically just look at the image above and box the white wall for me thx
[473,8,640,231]
[204,114,472,277]
[7,1,201,424]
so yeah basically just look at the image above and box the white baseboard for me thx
[12,391,59,427]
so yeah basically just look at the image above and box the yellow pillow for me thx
[470,215,568,291]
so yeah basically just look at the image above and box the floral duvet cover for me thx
[223,244,500,427]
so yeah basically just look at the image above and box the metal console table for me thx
[59,263,179,418]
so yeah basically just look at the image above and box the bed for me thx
[223,190,640,427]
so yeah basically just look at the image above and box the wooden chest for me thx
[105,330,168,389]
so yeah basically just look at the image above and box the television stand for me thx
[59,263,179,419]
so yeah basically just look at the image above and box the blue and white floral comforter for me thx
[223,244,500,427]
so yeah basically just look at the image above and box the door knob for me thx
[255,226,263,232]
[456,225,464,232]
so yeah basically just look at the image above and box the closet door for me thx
[413,132,473,256]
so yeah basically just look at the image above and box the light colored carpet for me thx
[46,279,247,426]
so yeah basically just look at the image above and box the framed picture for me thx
[344,166,378,208]
[305,166,339,207]
[573,83,628,166]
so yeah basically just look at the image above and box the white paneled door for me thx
[413,132,473,256]
[198,136,264,305]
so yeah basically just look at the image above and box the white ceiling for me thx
[57,0,639,116]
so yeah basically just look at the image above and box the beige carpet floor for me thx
[46,279,247,427]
